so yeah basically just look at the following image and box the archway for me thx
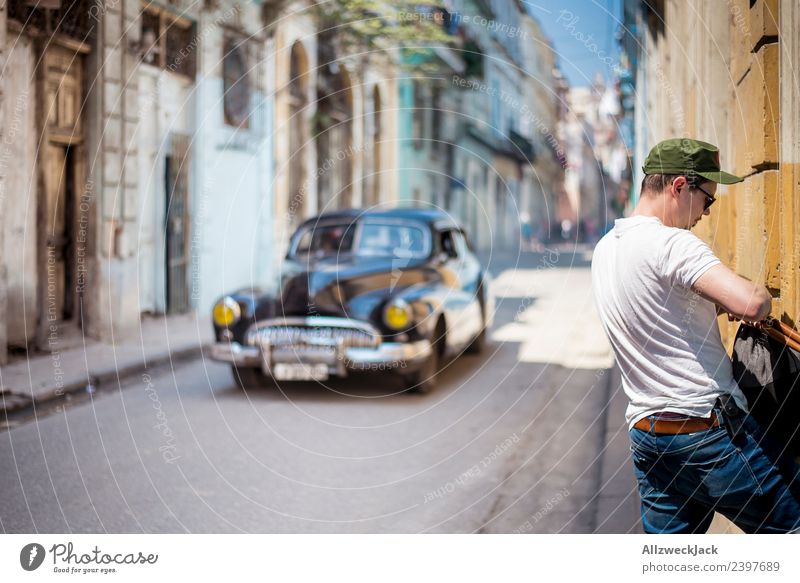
[316,62,353,210]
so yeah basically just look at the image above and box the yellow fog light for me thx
[384,300,411,330]
[213,297,241,327]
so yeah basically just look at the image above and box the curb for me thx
[1,343,210,416]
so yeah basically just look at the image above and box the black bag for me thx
[731,323,800,457]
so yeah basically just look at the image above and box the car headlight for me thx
[213,297,241,327]
[384,300,412,330]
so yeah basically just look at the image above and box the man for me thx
[591,138,800,533]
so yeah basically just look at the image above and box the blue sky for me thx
[523,0,623,88]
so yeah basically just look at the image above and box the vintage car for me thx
[209,208,493,393]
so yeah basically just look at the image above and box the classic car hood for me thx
[279,254,432,318]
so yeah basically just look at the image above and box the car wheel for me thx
[402,320,444,394]
[465,325,486,355]
[231,366,269,390]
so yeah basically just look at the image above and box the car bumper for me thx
[209,340,432,376]
[209,342,262,367]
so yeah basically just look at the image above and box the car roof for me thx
[298,207,463,231]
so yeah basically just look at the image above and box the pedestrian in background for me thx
[591,138,800,533]
[520,212,533,251]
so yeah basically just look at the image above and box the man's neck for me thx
[631,198,676,227]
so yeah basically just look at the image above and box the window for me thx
[140,10,161,66]
[439,230,460,259]
[7,0,96,41]
[165,17,196,78]
[139,4,196,79]
[223,35,251,128]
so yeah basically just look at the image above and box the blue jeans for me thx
[629,410,800,533]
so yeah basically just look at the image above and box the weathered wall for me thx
[522,14,561,240]
[1,31,38,349]
[137,66,194,314]
[0,2,6,363]
[84,0,142,342]
[194,0,274,313]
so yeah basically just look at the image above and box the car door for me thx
[453,229,485,341]
[437,228,477,347]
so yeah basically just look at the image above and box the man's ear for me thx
[669,176,687,198]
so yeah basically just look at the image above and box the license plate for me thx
[272,363,329,381]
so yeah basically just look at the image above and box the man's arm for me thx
[692,264,772,322]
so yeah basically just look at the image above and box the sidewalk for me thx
[593,365,643,533]
[0,313,213,418]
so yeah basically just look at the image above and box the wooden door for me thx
[38,42,86,348]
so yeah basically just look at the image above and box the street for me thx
[0,250,639,534]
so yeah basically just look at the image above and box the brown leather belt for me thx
[633,411,721,434]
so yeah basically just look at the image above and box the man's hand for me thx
[715,305,749,322]
[693,264,772,323]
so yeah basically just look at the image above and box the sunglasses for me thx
[690,181,717,210]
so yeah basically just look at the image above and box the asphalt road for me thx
[0,249,641,533]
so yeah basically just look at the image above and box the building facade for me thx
[0,0,277,362]
[519,12,564,244]
[1,1,133,360]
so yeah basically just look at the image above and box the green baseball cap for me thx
[642,138,743,184]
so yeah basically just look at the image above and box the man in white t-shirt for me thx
[591,138,800,533]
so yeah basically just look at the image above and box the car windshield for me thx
[356,223,429,258]
[293,221,430,259]
[293,224,356,256]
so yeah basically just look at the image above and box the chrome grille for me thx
[250,319,380,349]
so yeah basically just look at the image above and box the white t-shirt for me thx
[591,215,748,429]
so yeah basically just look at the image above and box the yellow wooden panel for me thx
[729,81,753,177]
[761,42,780,167]
[750,0,780,51]
[756,170,781,290]
[740,43,779,168]
[713,183,736,266]
[729,0,753,84]
[734,175,768,282]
